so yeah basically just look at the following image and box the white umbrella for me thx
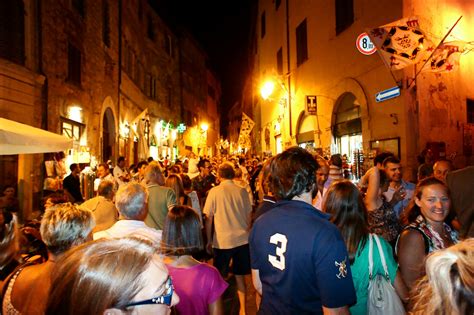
[0,118,73,155]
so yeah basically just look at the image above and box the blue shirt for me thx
[250,200,356,314]
[382,180,415,217]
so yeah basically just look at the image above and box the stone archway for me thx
[102,108,116,162]
[328,78,370,144]
[99,96,118,163]
[295,110,318,147]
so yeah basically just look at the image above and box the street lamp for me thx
[199,123,209,156]
[260,80,275,100]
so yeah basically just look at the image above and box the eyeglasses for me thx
[124,277,174,308]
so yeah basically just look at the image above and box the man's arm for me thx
[322,306,350,315]
[251,269,262,295]
[205,214,213,254]
[203,190,216,254]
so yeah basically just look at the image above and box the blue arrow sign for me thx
[375,86,400,103]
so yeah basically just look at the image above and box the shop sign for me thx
[177,123,186,133]
[305,95,317,115]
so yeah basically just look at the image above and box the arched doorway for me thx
[102,108,116,162]
[296,112,317,150]
[333,92,362,163]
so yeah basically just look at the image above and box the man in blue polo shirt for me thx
[249,147,356,314]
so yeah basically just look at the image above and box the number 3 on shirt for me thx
[268,233,288,270]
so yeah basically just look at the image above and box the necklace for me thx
[426,222,448,249]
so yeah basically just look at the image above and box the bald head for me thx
[433,160,453,183]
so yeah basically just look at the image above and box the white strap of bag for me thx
[368,234,389,279]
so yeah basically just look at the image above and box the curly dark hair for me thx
[270,147,319,200]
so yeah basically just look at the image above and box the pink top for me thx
[167,263,228,315]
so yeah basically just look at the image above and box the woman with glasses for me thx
[45,237,179,315]
[162,205,228,315]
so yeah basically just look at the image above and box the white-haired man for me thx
[204,162,252,314]
[93,182,161,245]
[143,162,176,230]
[81,180,118,233]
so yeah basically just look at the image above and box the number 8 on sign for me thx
[268,233,288,271]
[356,32,377,55]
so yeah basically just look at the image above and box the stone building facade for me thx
[247,0,474,180]
[0,0,219,216]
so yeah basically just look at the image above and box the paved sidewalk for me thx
[222,274,258,315]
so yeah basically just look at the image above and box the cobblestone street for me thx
[222,274,258,315]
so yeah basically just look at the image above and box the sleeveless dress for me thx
[367,200,400,243]
[398,215,459,254]
[2,268,22,315]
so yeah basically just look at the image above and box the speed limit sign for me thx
[356,33,376,55]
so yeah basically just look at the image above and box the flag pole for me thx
[408,15,463,88]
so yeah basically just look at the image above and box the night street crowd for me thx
[0,146,473,314]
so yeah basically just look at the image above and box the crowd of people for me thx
[0,147,473,314]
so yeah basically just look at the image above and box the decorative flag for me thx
[421,41,469,73]
[237,113,255,149]
[240,112,255,135]
[367,16,434,70]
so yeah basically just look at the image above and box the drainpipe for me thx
[37,0,47,131]
[178,35,184,123]
[117,0,122,160]
[286,0,292,138]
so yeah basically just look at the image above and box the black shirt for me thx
[63,174,84,203]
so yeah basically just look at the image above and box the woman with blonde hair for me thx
[46,237,179,315]
[410,238,473,315]
[2,203,94,314]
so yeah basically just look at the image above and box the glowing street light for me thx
[260,80,275,100]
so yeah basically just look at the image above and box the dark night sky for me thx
[151,1,253,135]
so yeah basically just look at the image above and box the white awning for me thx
[0,118,73,155]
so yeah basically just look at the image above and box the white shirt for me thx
[113,166,129,187]
[94,173,116,191]
[187,190,203,226]
[93,220,162,245]
[203,180,252,249]
[313,188,327,211]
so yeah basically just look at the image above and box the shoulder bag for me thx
[368,234,405,315]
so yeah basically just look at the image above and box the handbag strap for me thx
[368,234,389,279]
[373,234,389,278]
[368,234,374,277]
